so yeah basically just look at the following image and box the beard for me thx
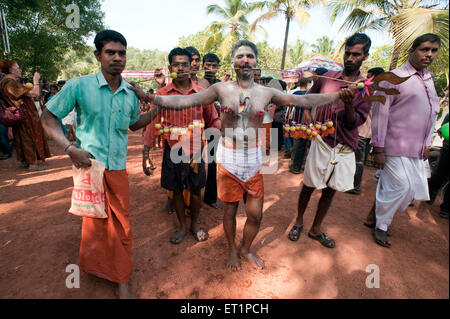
[344,61,362,74]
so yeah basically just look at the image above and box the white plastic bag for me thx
[69,159,107,219]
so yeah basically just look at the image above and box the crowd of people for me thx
[0,29,448,298]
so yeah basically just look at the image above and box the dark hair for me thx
[94,30,127,52]
[168,47,192,64]
[345,33,371,54]
[411,33,441,51]
[57,80,66,85]
[298,78,310,87]
[232,40,258,59]
[0,59,17,74]
[203,52,220,65]
[278,80,287,91]
[50,84,59,90]
[367,67,385,76]
[185,46,200,58]
[315,67,328,76]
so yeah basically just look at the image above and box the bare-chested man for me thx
[129,40,356,270]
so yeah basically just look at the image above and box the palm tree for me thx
[328,0,449,72]
[205,0,265,61]
[251,0,327,70]
[311,36,335,57]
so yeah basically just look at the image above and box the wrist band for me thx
[64,144,73,153]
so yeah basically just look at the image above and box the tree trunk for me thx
[389,36,402,71]
[281,16,291,72]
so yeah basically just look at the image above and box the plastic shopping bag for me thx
[69,159,108,218]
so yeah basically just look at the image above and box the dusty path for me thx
[0,131,448,299]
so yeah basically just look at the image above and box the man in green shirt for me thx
[41,30,160,299]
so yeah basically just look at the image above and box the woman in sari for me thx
[0,60,51,170]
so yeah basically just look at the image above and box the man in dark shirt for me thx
[288,33,372,248]
[428,112,449,219]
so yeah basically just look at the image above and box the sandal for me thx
[29,164,47,171]
[363,222,375,228]
[191,228,209,242]
[170,230,187,245]
[308,232,336,248]
[288,225,303,241]
[372,228,391,248]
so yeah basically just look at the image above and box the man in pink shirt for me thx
[370,33,441,247]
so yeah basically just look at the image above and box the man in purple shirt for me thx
[288,33,372,248]
[369,33,441,247]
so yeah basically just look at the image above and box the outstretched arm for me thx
[129,82,219,110]
[270,87,356,109]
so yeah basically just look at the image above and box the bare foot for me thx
[226,248,241,271]
[116,283,136,299]
[240,247,264,269]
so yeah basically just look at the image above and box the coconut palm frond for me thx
[250,10,279,32]
[338,7,385,32]
[292,7,310,26]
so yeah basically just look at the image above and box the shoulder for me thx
[197,78,210,89]
[324,70,340,78]
[193,83,205,92]
[76,74,96,86]
[156,84,171,95]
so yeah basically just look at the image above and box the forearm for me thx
[344,103,356,126]
[41,109,72,150]
[152,93,209,110]
[274,91,340,109]
[129,106,160,131]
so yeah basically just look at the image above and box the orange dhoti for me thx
[217,163,264,202]
[79,169,132,284]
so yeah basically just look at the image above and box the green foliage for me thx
[365,44,392,72]
[3,0,104,81]
[328,0,449,70]
[311,36,335,57]
[287,39,308,68]
[204,0,263,61]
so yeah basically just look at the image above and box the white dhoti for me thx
[215,138,262,182]
[375,156,429,231]
[303,135,355,192]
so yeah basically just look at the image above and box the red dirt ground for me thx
[0,131,448,299]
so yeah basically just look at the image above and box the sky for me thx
[92,0,393,53]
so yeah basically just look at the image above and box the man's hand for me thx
[373,147,386,170]
[128,81,149,102]
[68,147,92,169]
[154,68,166,88]
[423,146,430,161]
[142,151,155,176]
[339,87,355,106]
[33,72,41,84]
